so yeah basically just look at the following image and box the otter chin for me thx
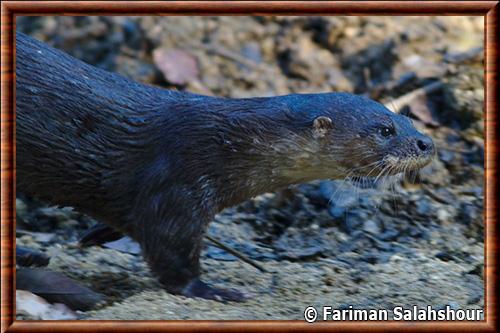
[16,32,435,302]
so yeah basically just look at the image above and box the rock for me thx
[363,220,380,235]
[16,198,28,216]
[16,246,50,267]
[115,55,157,84]
[240,42,262,64]
[436,208,452,223]
[104,237,141,255]
[435,251,454,262]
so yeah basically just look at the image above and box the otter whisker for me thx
[327,158,384,207]
[387,166,400,215]
[375,165,391,210]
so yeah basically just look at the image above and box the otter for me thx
[15,32,435,301]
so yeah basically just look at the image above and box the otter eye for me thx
[379,126,395,137]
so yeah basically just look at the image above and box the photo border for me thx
[1,1,497,332]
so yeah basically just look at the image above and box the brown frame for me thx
[1,1,498,332]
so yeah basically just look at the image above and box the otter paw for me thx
[181,279,248,302]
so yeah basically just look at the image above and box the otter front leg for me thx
[135,193,247,302]
[142,219,247,302]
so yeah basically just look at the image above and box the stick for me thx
[385,81,443,113]
[205,235,268,273]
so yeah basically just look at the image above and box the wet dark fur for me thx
[16,32,434,301]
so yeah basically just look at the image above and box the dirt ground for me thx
[16,16,484,320]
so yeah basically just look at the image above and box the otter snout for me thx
[415,135,435,156]
[378,132,436,175]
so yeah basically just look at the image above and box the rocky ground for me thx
[16,16,484,320]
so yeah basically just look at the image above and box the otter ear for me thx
[312,116,333,138]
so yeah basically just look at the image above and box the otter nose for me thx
[416,136,434,153]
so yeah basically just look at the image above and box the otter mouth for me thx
[383,154,434,174]
[381,154,434,175]
[348,154,433,189]
[349,153,433,178]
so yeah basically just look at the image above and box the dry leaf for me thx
[153,48,199,85]
[16,290,77,320]
[17,268,104,311]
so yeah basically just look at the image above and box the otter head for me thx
[284,93,435,179]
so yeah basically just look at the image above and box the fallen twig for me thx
[444,46,483,64]
[384,81,444,113]
[206,235,267,273]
